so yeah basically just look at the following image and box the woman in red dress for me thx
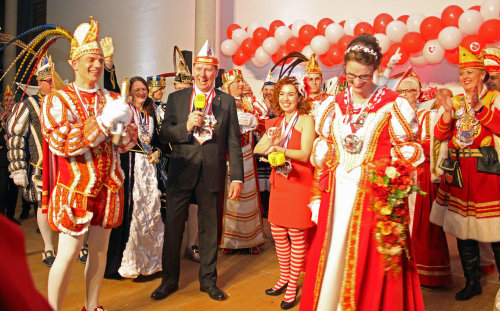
[254,76,315,309]
[430,46,500,300]
[301,34,425,311]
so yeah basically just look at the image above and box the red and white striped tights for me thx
[271,223,306,303]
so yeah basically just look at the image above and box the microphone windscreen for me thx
[194,94,207,110]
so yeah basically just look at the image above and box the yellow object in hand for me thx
[268,151,286,167]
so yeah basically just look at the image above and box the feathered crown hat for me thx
[36,54,54,81]
[70,17,103,61]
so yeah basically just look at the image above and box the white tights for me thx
[48,226,111,311]
[37,203,54,252]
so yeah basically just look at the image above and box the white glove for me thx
[97,97,133,130]
[387,47,402,68]
[308,199,321,224]
[237,111,258,129]
[11,170,28,187]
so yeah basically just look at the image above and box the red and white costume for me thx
[411,106,452,286]
[301,86,425,311]
[41,83,137,236]
[430,90,500,242]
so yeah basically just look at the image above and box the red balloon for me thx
[319,53,334,67]
[327,44,344,65]
[460,35,485,55]
[299,24,318,45]
[420,16,443,40]
[285,37,305,54]
[288,24,293,30]
[354,22,374,36]
[338,35,354,53]
[339,20,346,27]
[253,27,270,46]
[479,19,500,44]
[241,38,257,57]
[227,24,241,39]
[232,47,250,66]
[397,15,409,23]
[441,5,464,27]
[401,32,425,54]
[445,48,459,65]
[382,43,409,67]
[269,20,285,37]
[469,5,481,11]
[373,13,394,34]
[317,18,334,36]
[272,46,290,64]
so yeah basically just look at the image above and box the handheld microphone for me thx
[193,94,206,133]
[111,77,129,146]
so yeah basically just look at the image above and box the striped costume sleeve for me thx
[41,92,107,157]
[389,96,424,166]
[6,101,29,173]
[252,99,268,119]
[476,95,500,134]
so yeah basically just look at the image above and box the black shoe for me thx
[455,280,482,300]
[77,243,88,264]
[151,283,178,300]
[280,299,296,310]
[200,285,226,301]
[184,245,201,263]
[265,283,288,296]
[42,250,56,267]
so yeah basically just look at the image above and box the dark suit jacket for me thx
[159,87,243,192]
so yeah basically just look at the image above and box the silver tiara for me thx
[345,45,378,58]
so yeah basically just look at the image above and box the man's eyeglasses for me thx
[345,72,373,81]
[397,89,418,95]
[40,79,53,84]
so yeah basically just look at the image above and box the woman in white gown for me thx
[118,76,164,278]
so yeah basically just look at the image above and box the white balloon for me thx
[406,12,426,32]
[344,17,362,36]
[410,51,427,67]
[274,26,293,45]
[302,45,314,59]
[310,35,330,55]
[374,33,390,54]
[254,46,271,64]
[220,39,239,56]
[386,21,408,42]
[480,0,500,20]
[292,19,308,37]
[262,37,280,55]
[232,28,250,45]
[325,23,345,44]
[437,26,463,50]
[251,56,266,67]
[422,39,445,64]
[458,10,485,35]
[247,21,263,38]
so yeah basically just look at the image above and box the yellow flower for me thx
[380,204,393,215]
[378,221,393,235]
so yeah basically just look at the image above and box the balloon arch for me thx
[221,0,500,68]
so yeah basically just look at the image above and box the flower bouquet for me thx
[368,158,425,272]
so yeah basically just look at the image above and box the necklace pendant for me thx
[344,134,363,154]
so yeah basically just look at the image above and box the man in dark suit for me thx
[151,41,243,301]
